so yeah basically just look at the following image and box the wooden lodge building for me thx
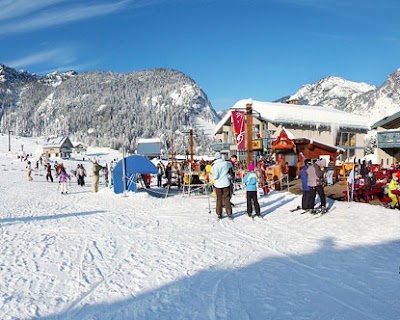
[213,99,370,180]
[43,136,74,158]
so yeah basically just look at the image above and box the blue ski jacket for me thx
[243,171,258,192]
[300,165,310,191]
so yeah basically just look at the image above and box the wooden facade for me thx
[43,136,74,158]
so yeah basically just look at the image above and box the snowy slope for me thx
[286,71,400,125]
[295,76,375,108]
[0,135,399,320]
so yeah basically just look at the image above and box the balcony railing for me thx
[377,131,400,148]
[211,143,232,151]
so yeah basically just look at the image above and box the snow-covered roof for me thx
[137,138,162,144]
[370,110,400,129]
[214,99,370,135]
[43,136,71,148]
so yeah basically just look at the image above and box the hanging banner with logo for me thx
[231,111,246,150]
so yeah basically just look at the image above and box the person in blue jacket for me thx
[300,159,312,212]
[243,162,261,217]
[211,152,233,219]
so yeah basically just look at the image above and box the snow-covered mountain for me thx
[283,70,400,124]
[39,70,78,87]
[0,64,37,84]
[290,76,375,109]
[343,69,400,120]
[0,65,220,153]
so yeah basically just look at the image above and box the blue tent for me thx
[113,155,158,194]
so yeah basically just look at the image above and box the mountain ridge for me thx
[0,66,220,154]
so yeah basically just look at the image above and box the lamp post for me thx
[246,99,253,166]
[8,130,13,152]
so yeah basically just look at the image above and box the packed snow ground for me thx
[0,135,399,320]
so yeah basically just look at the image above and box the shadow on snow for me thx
[34,237,400,320]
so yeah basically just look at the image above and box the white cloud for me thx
[0,0,133,35]
[0,0,66,21]
[6,48,75,69]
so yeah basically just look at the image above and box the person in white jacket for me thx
[211,152,233,219]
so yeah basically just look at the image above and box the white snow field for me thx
[0,134,399,320]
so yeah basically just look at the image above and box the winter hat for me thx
[214,152,221,159]
[248,163,255,171]
[304,159,312,166]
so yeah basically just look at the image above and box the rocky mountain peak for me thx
[0,64,37,84]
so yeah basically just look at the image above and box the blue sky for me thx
[1,0,400,111]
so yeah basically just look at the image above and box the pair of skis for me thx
[290,205,335,215]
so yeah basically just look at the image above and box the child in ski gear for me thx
[211,152,233,219]
[243,162,260,217]
[58,169,71,194]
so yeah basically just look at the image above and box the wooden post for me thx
[189,129,194,164]
[246,101,253,166]
[8,130,12,152]
[171,137,174,165]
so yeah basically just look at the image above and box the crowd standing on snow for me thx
[16,140,400,214]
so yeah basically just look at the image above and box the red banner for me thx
[231,111,246,150]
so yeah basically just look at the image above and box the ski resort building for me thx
[43,136,74,158]
[213,99,370,166]
[371,111,400,167]
[136,138,162,158]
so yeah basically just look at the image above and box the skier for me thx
[306,159,327,214]
[243,162,261,217]
[211,152,233,219]
[300,159,313,212]
[58,169,71,194]
[156,163,164,187]
[45,162,53,182]
[92,159,104,192]
[26,161,33,181]
[77,164,86,186]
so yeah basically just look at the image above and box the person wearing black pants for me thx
[243,162,261,217]
[306,159,327,213]
[300,159,313,212]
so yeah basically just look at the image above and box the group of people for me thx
[24,153,112,194]
[211,152,261,219]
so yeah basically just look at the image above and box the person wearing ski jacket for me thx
[300,159,312,211]
[387,171,400,209]
[26,161,33,181]
[211,152,233,219]
[45,162,53,182]
[92,160,104,193]
[306,159,327,213]
[58,169,71,194]
[243,162,260,217]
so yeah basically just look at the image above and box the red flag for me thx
[231,111,246,150]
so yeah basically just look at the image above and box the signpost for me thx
[246,100,253,166]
